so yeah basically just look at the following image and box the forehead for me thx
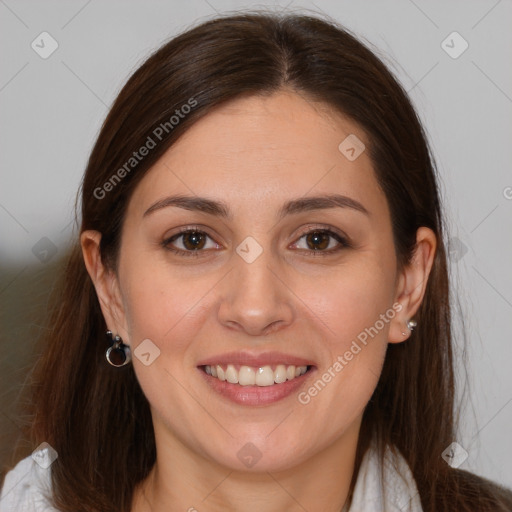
[128,90,388,218]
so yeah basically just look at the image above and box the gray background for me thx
[1,0,511,487]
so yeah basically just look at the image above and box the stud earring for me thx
[407,319,417,331]
[105,330,131,367]
[402,319,417,336]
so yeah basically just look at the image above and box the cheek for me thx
[118,260,219,412]
[301,259,396,350]
[294,257,394,409]
[119,266,210,423]
[120,258,204,348]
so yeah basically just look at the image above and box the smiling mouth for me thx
[201,364,313,386]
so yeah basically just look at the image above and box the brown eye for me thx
[305,231,331,250]
[181,231,207,250]
[162,228,220,257]
[293,229,348,254]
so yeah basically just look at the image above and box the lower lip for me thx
[198,367,315,406]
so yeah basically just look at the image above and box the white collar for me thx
[342,439,424,512]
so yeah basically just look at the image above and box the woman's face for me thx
[107,90,410,472]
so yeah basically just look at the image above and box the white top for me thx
[342,440,424,511]
[1,442,423,511]
[0,446,58,512]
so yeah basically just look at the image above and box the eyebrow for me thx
[143,193,369,219]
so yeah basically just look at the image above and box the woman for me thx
[1,12,511,512]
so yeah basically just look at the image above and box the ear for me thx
[388,227,437,343]
[80,230,130,344]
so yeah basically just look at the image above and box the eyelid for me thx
[293,223,349,244]
[289,224,351,255]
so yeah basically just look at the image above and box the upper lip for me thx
[196,351,315,368]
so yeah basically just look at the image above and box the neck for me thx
[132,417,362,512]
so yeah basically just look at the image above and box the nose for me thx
[217,247,294,337]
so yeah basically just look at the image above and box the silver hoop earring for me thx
[105,330,131,367]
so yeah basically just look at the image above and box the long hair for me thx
[20,12,512,511]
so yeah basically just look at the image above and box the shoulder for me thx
[349,441,512,512]
[0,448,58,512]
[446,468,512,511]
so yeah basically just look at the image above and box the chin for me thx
[203,432,312,473]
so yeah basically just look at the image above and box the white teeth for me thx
[225,364,238,384]
[295,366,307,377]
[255,366,274,386]
[238,366,256,386]
[204,364,309,386]
[274,364,287,383]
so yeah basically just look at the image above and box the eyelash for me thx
[161,225,350,258]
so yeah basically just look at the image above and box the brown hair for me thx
[19,12,512,512]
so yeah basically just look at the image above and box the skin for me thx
[81,90,436,512]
